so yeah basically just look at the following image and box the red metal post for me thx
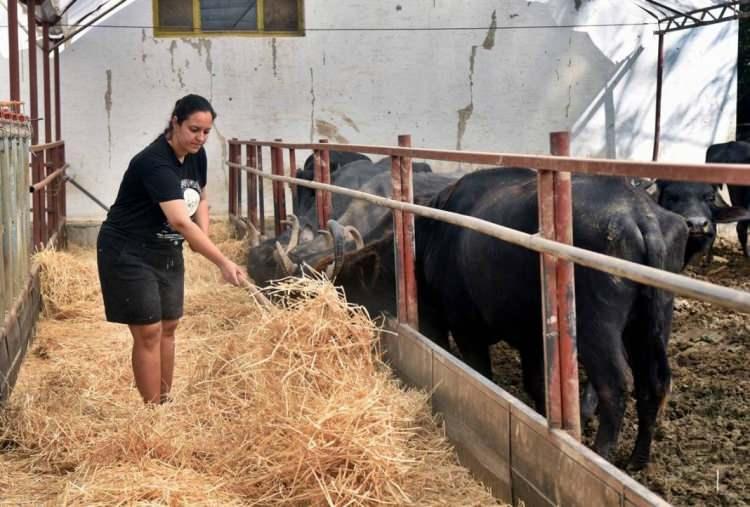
[247,142,259,228]
[235,147,242,222]
[60,143,66,239]
[228,140,239,216]
[538,168,562,429]
[550,131,581,440]
[391,155,407,323]
[46,147,57,236]
[275,139,287,235]
[289,148,297,214]
[8,0,20,101]
[314,149,324,229]
[320,139,332,225]
[42,23,51,143]
[257,145,265,235]
[653,33,664,162]
[270,141,281,236]
[27,1,38,145]
[54,47,61,140]
[399,135,419,328]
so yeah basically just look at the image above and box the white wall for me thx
[45,0,738,218]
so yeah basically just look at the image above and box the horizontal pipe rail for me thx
[30,140,64,152]
[227,160,750,314]
[29,164,68,193]
[63,175,110,212]
[227,140,750,185]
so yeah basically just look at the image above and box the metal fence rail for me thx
[228,137,749,505]
[226,159,750,314]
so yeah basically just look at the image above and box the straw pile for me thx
[0,220,502,506]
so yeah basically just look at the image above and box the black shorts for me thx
[97,230,185,325]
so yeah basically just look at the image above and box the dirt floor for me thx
[489,232,750,506]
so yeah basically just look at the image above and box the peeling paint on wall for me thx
[457,104,474,151]
[315,120,349,144]
[104,69,112,170]
[309,68,316,142]
[483,10,497,50]
[211,123,228,184]
[456,10,497,150]
[272,38,278,78]
[169,40,177,72]
[141,29,148,63]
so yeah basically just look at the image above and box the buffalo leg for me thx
[579,321,630,461]
[580,382,599,424]
[451,327,493,379]
[519,345,546,414]
[738,221,749,256]
[624,324,672,470]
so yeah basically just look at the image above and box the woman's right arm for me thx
[159,199,245,286]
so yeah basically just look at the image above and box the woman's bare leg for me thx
[129,322,163,403]
[160,319,180,402]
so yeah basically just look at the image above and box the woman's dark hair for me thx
[163,94,216,137]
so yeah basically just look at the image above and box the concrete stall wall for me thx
[382,321,672,507]
[3,0,731,221]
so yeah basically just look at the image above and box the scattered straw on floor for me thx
[0,221,502,506]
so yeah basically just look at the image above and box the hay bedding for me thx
[0,221,501,506]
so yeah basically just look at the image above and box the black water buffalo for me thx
[249,158,389,285]
[249,157,437,285]
[705,141,750,256]
[294,154,433,216]
[414,168,688,469]
[286,170,461,312]
[294,151,372,214]
[654,179,750,264]
[312,168,686,469]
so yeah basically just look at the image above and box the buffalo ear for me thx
[712,205,750,223]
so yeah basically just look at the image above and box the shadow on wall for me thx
[572,20,736,161]
[572,44,645,159]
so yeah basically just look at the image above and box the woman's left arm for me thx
[195,187,210,234]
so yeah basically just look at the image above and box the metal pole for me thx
[42,23,51,144]
[227,138,240,215]
[550,131,581,440]
[27,1,38,145]
[8,0,20,102]
[257,145,265,235]
[274,138,286,236]
[653,33,665,161]
[54,47,61,141]
[247,142,258,228]
[314,148,324,230]
[391,154,407,323]
[398,134,419,328]
[538,167,562,429]
[270,141,281,236]
[289,148,297,214]
[320,139,332,225]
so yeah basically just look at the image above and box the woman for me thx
[97,94,245,404]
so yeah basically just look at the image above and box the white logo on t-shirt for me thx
[184,187,200,217]
[181,179,202,217]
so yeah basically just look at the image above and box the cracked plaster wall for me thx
[30,0,738,219]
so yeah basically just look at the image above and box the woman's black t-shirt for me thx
[101,134,207,247]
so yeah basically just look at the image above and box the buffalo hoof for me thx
[626,453,650,472]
